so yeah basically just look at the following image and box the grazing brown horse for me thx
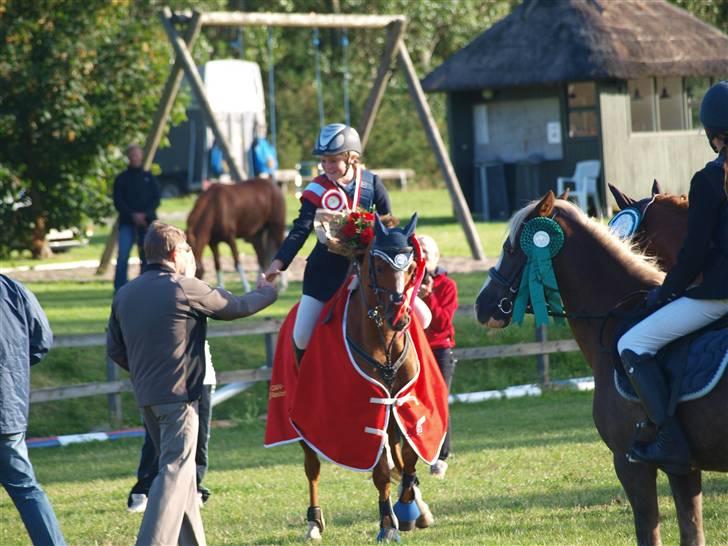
[281,213,446,542]
[476,192,728,546]
[186,178,286,290]
[609,180,688,270]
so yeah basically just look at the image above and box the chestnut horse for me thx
[293,213,445,542]
[608,180,688,270]
[476,192,728,546]
[186,178,286,290]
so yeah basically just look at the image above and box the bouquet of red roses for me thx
[314,208,377,257]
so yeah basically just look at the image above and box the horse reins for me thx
[346,261,413,387]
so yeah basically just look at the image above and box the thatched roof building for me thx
[423,0,728,92]
[421,0,728,220]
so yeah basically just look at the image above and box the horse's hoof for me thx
[304,521,322,541]
[415,511,434,529]
[376,527,401,543]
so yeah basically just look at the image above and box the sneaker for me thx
[430,459,448,479]
[127,493,148,513]
[197,492,204,508]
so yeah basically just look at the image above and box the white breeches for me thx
[618,296,728,356]
[293,295,326,350]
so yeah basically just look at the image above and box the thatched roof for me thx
[422,0,728,92]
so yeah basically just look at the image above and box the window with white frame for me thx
[567,82,598,138]
[628,77,718,133]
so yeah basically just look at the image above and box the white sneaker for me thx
[197,492,204,508]
[430,459,448,479]
[127,493,148,513]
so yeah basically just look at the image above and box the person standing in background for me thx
[417,235,459,479]
[113,143,161,292]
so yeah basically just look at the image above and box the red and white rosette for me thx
[321,188,347,212]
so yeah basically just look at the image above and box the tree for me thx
[0,1,223,258]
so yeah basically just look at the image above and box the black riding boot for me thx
[620,349,691,475]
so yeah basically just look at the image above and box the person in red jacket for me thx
[417,235,458,478]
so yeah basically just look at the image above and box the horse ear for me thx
[608,183,636,210]
[652,179,663,196]
[557,187,570,200]
[374,213,389,239]
[402,212,418,239]
[536,191,555,217]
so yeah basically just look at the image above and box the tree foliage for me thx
[0,0,223,258]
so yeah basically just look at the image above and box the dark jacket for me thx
[274,172,391,301]
[113,167,161,226]
[107,264,277,407]
[659,151,728,302]
[0,275,53,433]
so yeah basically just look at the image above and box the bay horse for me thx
[608,180,688,270]
[270,213,447,542]
[186,178,286,291]
[475,192,728,546]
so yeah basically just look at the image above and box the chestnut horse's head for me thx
[360,212,420,331]
[609,180,688,270]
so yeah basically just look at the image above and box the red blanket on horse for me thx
[264,281,449,471]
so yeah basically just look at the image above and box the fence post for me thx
[264,332,277,368]
[106,357,123,426]
[535,325,550,385]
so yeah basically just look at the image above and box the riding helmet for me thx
[700,81,728,134]
[312,123,362,156]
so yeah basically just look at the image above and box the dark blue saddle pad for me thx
[615,328,728,403]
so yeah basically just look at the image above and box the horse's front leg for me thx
[210,243,225,288]
[372,445,399,543]
[668,469,704,546]
[301,442,325,541]
[613,451,662,546]
[397,439,434,531]
[226,237,250,292]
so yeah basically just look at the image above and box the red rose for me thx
[350,211,361,221]
[359,227,374,245]
[362,212,375,222]
[342,221,358,238]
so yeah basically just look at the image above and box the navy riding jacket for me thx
[274,171,392,301]
[658,150,728,303]
[0,275,53,434]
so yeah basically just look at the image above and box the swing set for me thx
[97,8,483,274]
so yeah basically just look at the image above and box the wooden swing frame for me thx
[98,8,483,273]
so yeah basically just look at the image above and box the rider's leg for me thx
[618,296,728,472]
[292,295,326,364]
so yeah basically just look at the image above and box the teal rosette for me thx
[512,217,565,326]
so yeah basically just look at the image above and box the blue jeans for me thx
[0,432,66,545]
[114,222,148,291]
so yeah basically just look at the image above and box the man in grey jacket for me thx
[0,274,66,545]
[107,221,277,546]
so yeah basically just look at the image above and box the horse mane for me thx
[507,198,664,283]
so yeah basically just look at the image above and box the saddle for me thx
[614,312,728,406]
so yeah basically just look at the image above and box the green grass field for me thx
[4,393,728,545]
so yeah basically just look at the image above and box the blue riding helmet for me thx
[700,81,728,150]
[371,213,418,271]
[312,124,362,156]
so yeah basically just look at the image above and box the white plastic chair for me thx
[556,160,603,218]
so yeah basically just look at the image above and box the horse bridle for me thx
[487,239,527,317]
[346,256,414,387]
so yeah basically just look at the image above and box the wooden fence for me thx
[31,313,581,424]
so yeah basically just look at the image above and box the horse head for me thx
[475,191,663,328]
[359,212,419,331]
[608,181,688,270]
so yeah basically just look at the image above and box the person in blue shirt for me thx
[252,125,278,180]
[0,274,66,545]
[262,124,391,362]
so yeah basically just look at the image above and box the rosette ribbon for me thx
[512,217,565,326]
